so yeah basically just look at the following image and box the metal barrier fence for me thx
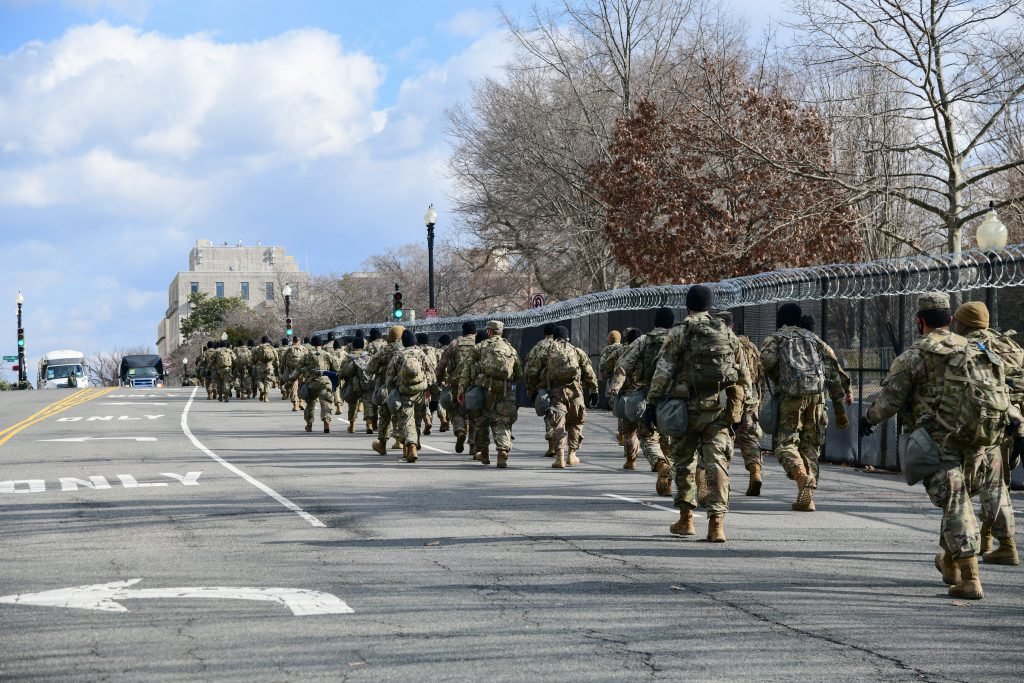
[318,246,1024,481]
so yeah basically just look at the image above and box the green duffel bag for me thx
[758,382,779,434]
[464,385,486,412]
[611,393,628,420]
[656,399,689,437]
[534,389,551,416]
[899,427,942,486]
[623,388,648,424]
[372,383,387,407]
[387,389,403,413]
[298,382,311,402]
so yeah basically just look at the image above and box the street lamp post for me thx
[424,204,438,311]
[16,291,26,389]
[976,201,1009,318]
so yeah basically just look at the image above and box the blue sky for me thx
[0,0,788,381]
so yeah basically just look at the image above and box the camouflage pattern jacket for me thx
[459,335,523,396]
[523,336,555,394]
[439,334,477,393]
[386,346,436,394]
[298,348,341,385]
[608,328,668,396]
[736,335,764,408]
[761,326,844,407]
[368,340,402,388]
[598,343,623,383]
[536,339,598,394]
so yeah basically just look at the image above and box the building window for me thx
[190,281,199,294]
[265,282,274,301]
[216,282,224,298]
[240,282,249,300]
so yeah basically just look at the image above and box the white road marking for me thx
[180,387,326,528]
[418,443,450,454]
[101,402,168,406]
[4,472,202,493]
[39,437,158,443]
[0,579,353,616]
[603,493,702,516]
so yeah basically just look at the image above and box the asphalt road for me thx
[1,386,1022,682]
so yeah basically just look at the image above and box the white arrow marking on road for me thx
[38,437,158,443]
[0,579,354,616]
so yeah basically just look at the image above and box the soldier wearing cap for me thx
[950,301,1021,566]
[861,292,1024,600]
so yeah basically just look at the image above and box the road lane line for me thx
[180,387,326,528]
[418,444,450,454]
[0,388,116,447]
[0,389,96,437]
[603,493,702,517]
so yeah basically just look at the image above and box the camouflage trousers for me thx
[549,385,586,454]
[254,366,275,399]
[772,394,826,487]
[477,390,518,453]
[924,451,982,560]
[302,378,334,425]
[621,418,665,470]
[393,393,424,446]
[670,407,734,517]
[204,377,215,399]
[736,409,763,468]
[376,398,394,440]
[973,446,1015,541]
[348,391,375,428]
[213,368,233,399]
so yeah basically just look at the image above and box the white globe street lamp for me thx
[976,201,1008,251]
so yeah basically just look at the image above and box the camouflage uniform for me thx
[233,345,254,400]
[298,343,340,430]
[211,345,236,402]
[369,330,404,448]
[388,343,436,460]
[524,335,557,456]
[459,322,523,466]
[537,335,598,466]
[734,334,765,470]
[253,342,278,402]
[608,329,669,479]
[760,326,846,501]
[282,341,308,410]
[198,347,215,400]
[599,336,624,444]
[330,344,349,415]
[340,348,374,432]
[276,343,289,400]
[439,333,479,453]
[648,312,749,524]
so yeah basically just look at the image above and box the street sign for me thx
[532,293,546,308]
[425,308,439,319]
[2,355,16,362]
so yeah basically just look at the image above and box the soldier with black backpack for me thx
[761,303,849,512]
[646,286,749,543]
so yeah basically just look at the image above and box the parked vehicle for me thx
[120,354,165,388]
[37,350,87,389]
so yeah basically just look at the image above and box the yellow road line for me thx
[0,389,94,438]
[0,387,117,447]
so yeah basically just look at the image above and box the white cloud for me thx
[0,22,387,164]
[438,8,499,38]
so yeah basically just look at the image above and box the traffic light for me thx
[11,365,19,372]
[17,328,24,348]
[392,284,404,320]
[286,318,293,337]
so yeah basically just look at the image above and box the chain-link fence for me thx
[317,246,1024,482]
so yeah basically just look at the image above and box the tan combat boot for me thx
[440,419,449,433]
[347,422,355,434]
[792,465,816,512]
[291,402,299,412]
[655,460,673,497]
[404,443,418,463]
[552,450,566,469]
[745,463,762,497]
[323,420,330,434]
[616,431,624,447]
[567,450,580,466]
[455,432,466,454]
[623,456,637,470]
[371,440,387,456]
[934,549,961,586]
[304,422,312,433]
[390,438,402,450]
[695,467,709,507]
[545,439,556,457]
[423,419,432,436]
[366,421,375,434]
[948,556,984,600]
[983,537,1020,566]
[477,446,491,465]
[707,514,726,543]
[669,509,695,536]
[497,450,509,469]
[979,523,993,555]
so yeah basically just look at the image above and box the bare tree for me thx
[789,0,1024,254]
[89,345,154,387]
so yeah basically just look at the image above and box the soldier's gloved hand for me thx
[836,413,849,430]
[588,392,599,409]
[642,404,657,430]
[429,400,439,412]
[858,416,875,437]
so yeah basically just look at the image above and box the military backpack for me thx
[922,334,1011,450]
[981,329,1024,405]
[638,330,668,386]
[255,344,276,364]
[479,339,517,382]
[774,327,825,398]
[546,341,580,385]
[350,353,373,395]
[398,350,428,395]
[683,316,739,390]
[214,349,234,370]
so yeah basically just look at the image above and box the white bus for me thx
[37,350,87,389]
